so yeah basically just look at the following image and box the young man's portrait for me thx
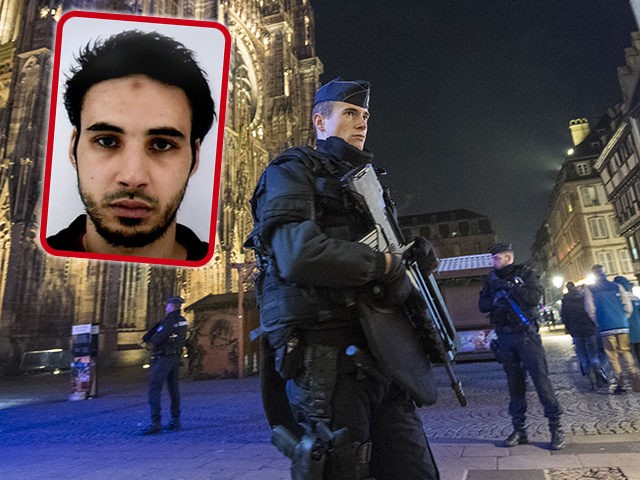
[41,12,229,266]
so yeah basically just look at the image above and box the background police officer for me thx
[142,296,188,435]
[245,79,440,479]
[479,243,565,450]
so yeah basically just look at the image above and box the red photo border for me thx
[40,10,231,268]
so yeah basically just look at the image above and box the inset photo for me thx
[40,10,230,267]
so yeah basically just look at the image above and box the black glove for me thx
[403,236,438,277]
[376,254,413,306]
[492,289,510,306]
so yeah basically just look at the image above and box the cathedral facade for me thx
[0,0,322,374]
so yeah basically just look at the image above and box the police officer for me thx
[245,79,440,479]
[141,296,188,435]
[479,243,565,450]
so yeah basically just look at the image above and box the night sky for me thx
[312,1,638,259]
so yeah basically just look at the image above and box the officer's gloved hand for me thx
[403,236,439,277]
[492,289,510,306]
[377,254,413,306]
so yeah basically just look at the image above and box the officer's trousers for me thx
[286,345,439,480]
[498,331,562,429]
[148,354,181,422]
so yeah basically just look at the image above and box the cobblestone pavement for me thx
[423,331,640,441]
[1,329,640,479]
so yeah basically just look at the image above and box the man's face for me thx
[166,302,178,314]
[492,251,514,270]
[315,101,369,150]
[71,75,199,249]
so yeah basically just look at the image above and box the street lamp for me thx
[552,275,564,290]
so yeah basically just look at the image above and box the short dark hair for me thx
[64,30,215,165]
[312,101,334,120]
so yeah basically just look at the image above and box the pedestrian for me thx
[612,276,640,368]
[479,242,565,450]
[560,282,608,389]
[245,78,441,479]
[584,265,640,394]
[141,296,188,434]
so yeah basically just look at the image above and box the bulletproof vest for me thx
[158,313,188,355]
[490,265,540,329]
[246,147,376,335]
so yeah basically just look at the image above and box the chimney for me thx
[569,118,590,146]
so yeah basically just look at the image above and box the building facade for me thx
[399,209,496,258]
[0,0,322,373]
[594,31,640,282]
[544,116,632,295]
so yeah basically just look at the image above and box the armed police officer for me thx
[245,79,440,479]
[479,243,565,450]
[141,296,188,435]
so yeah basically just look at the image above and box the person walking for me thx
[584,265,640,394]
[560,282,608,389]
[613,276,640,367]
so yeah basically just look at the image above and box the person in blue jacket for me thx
[613,276,640,367]
[584,265,640,394]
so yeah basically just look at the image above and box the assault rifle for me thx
[341,163,466,406]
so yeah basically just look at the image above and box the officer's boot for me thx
[587,370,596,390]
[142,420,162,435]
[549,421,566,450]
[165,417,181,432]
[502,422,528,447]
[631,373,640,393]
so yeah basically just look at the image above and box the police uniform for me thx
[245,79,439,480]
[142,296,188,434]
[479,243,564,450]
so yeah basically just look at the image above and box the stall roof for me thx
[436,254,493,279]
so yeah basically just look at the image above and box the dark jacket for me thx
[560,288,596,337]
[478,263,543,332]
[46,214,209,261]
[245,136,387,336]
[143,310,188,355]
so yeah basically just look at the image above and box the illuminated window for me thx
[629,235,639,262]
[596,251,616,275]
[575,162,592,176]
[580,186,600,207]
[588,216,608,239]
[619,249,633,273]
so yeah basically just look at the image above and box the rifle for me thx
[341,163,466,407]
[490,274,533,328]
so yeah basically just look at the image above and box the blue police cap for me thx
[313,78,370,109]
[488,243,513,255]
[166,296,185,305]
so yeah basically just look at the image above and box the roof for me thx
[436,254,493,279]
[184,292,255,312]
[399,209,487,225]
